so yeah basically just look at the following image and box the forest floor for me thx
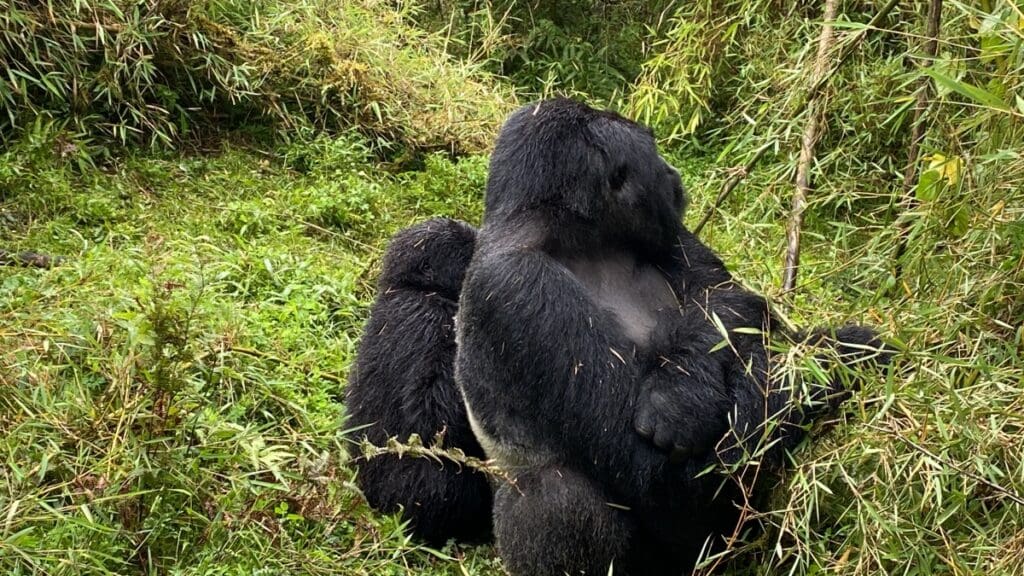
[1,134,1021,575]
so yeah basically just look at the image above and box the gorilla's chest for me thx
[560,252,680,349]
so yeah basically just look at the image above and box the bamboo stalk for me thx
[895,0,943,280]
[693,0,903,239]
[783,0,839,293]
[802,0,902,107]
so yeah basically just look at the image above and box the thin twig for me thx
[358,435,516,486]
[867,424,1024,507]
[695,0,903,238]
[783,0,839,293]
[693,142,774,236]
[802,0,903,106]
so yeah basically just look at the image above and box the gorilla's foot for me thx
[494,466,633,576]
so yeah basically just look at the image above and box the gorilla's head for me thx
[484,99,685,255]
[378,218,477,300]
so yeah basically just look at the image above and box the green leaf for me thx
[916,169,941,202]
[979,33,1011,63]
[948,206,970,238]
[924,68,1011,112]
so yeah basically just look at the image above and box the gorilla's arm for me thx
[771,325,891,436]
[634,230,892,463]
[458,248,664,474]
[637,230,888,465]
[633,279,774,460]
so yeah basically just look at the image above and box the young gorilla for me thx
[346,218,492,546]
[455,99,888,575]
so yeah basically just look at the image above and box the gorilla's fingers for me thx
[805,325,893,368]
[634,397,657,440]
[653,424,676,452]
[669,444,692,464]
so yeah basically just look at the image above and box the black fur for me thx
[455,99,889,575]
[346,217,492,546]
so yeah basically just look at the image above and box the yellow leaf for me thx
[991,199,1005,217]
[925,153,962,186]
[942,156,963,186]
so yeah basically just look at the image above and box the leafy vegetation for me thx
[414,0,676,101]
[0,131,499,574]
[0,0,514,151]
[2,0,1022,575]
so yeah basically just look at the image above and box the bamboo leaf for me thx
[923,68,1011,112]
[916,169,941,202]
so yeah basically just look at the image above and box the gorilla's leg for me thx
[358,454,492,545]
[347,218,490,544]
[494,467,633,576]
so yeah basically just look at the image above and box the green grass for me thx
[0,135,500,575]
[685,160,1024,575]
[3,1,1023,574]
[2,122,1022,575]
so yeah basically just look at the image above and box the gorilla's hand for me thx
[633,352,732,459]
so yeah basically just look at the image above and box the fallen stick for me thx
[0,250,66,268]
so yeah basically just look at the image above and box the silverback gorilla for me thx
[454,99,888,575]
[346,218,492,545]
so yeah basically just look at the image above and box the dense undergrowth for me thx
[0,0,514,152]
[0,134,502,574]
[2,0,1023,575]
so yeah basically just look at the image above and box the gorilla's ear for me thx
[609,164,628,191]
